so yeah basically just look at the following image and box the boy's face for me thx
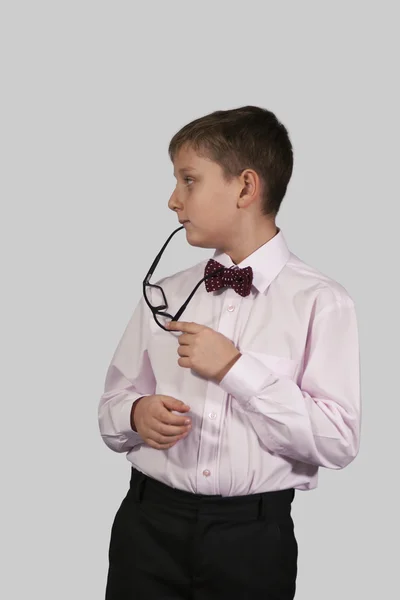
[168,144,243,250]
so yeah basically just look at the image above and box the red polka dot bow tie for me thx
[204,258,253,297]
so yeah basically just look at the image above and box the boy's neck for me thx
[223,221,279,265]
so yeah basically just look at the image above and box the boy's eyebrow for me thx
[173,167,198,177]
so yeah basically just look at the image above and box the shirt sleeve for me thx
[98,295,156,453]
[219,300,361,469]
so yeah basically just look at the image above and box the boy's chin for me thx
[186,235,213,249]
[184,228,216,249]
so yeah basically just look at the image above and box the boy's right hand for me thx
[131,395,192,450]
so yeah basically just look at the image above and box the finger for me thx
[178,357,191,368]
[155,421,192,437]
[148,430,190,446]
[146,438,180,450]
[155,410,191,428]
[177,346,190,357]
[161,411,192,426]
[167,321,203,334]
[180,332,193,344]
[161,397,191,412]
[145,434,180,450]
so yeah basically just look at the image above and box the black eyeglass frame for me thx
[142,226,225,331]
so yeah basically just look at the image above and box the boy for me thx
[98,106,361,599]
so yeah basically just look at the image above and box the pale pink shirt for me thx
[98,230,361,496]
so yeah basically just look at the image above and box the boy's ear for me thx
[237,169,260,208]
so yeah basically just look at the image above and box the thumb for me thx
[162,396,191,412]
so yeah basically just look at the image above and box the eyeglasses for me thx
[142,225,226,331]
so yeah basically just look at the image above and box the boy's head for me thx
[168,106,293,261]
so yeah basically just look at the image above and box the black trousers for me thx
[105,467,298,599]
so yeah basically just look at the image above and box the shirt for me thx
[98,229,361,496]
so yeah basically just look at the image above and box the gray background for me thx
[1,1,398,598]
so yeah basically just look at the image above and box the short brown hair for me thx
[168,105,293,217]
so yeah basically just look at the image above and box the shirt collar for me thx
[211,228,291,294]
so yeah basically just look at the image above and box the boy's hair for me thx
[168,105,293,217]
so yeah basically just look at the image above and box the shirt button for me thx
[203,469,211,477]
[208,412,217,420]
[227,305,235,312]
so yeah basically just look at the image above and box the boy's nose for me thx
[168,189,182,212]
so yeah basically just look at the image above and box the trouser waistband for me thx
[129,467,295,522]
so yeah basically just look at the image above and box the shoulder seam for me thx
[314,298,355,324]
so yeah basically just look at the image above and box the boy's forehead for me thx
[173,147,212,175]
[173,165,199,176]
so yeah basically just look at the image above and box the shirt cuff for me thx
[118,394,150,442]
[219,353,276,402]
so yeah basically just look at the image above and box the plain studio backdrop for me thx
[1,2,398,598]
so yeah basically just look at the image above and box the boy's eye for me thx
[184,177,194,185]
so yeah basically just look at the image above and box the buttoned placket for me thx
[196,285,243,494]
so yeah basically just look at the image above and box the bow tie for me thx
[204,258,253,297]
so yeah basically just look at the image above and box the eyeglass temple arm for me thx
[145,226,184,281]
[172,267,225,322]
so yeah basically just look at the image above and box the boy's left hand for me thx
[167,321,241,383]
